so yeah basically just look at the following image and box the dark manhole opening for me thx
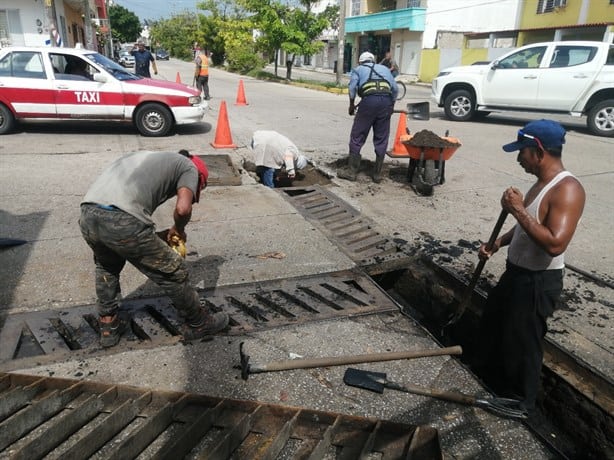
[370,266,607,460]
[243,160,333,188]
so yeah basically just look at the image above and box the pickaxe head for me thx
[239,342,251,380]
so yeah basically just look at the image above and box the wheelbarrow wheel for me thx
[424,160,438,184]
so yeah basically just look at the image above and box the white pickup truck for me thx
[431,41,614,137]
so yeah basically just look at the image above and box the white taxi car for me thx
[0,46,206,137]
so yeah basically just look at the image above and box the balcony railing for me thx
[345,7,426,34]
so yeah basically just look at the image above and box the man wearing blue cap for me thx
[475,119,585,413]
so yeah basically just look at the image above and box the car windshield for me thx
[84,52,141,81]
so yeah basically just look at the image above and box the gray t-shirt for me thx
[82,151,199,224]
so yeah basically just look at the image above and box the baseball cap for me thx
[295,155,308,170]
[359,52,375,63]
[502,119,566,152]
[190,155,209,202]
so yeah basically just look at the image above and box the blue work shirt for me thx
[349,62,398,101]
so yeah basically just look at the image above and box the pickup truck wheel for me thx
[444,90,475,121]
[0,104,15,135]
[587,100,614,137]
[135,103,173,137]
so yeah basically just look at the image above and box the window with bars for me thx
[537,0,567,14]
[351,0,360,16]
[407,0,421,7]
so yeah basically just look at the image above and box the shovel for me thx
[442,209,508,330]
[343,367,527,419]
[406,101,430,120]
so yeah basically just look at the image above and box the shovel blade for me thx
[343,368,386,394]
[406,102,430,121]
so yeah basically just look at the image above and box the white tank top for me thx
[507,171,574,271]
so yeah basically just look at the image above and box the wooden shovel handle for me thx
[390,382,476,406]
[446,209,508,326]
[252,346,462,373]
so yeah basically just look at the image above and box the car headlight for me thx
[188,96,201,105]
[436,71,451,77]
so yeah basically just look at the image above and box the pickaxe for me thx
[239,342,462,380]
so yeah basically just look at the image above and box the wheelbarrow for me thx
[400,130,462,196]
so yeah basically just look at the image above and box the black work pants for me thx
[196,75,210,99]
[349,94,394,158]
[477,262,563,411]
[79,204,201,322]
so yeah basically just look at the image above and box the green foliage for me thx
[239,0,338,76]
[149,13,200,60]
[108,4,141,44]
[218,18,265,73]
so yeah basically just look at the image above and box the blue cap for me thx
[502,119,566,152]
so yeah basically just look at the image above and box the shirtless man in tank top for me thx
[474,119,585,413]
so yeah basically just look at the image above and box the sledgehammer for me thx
[239,342,462,380]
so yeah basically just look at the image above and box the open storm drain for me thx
[0,270,399,371]
[0,372,442,459]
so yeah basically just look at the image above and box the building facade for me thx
[420,0,614,82]
[0,0,110,55]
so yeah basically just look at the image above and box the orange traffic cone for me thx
[388,112,410,156]
[211,100,237,149]
[235,79,248,106]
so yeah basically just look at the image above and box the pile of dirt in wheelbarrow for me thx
[405,130,461,148]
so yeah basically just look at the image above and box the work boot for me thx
[372,155,385,183]
[337,154,361,181]
[183,307,229,341]
[99,314,126,348]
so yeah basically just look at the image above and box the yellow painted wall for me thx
[461,48,488,66]
[518,30,554,46]
[585,2,614,23]
[418,48,440,83]
[520,0,581,28]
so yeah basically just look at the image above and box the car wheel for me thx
[444,89,475,121]
[0,104,15,135]
[135,103,173,137]
[587,99,614,137]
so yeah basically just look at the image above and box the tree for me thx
[149,13,200,61]
[240,0,338,79]
[108,4,141,44]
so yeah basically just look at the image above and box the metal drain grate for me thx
[0,270,398,371]
[280,186,411,270]
[0,372,442,459]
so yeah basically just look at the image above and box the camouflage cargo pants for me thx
[79,204,201,322]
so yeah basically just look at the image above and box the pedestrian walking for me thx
[338,51,398,183]
[194,49,211,100]
[131,41,157,78]
[79,150,229,348]
[474,119,585,413]
[379,49,399,77]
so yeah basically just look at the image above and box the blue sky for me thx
[112,0,202,22]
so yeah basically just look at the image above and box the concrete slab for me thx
[15,313,553,459]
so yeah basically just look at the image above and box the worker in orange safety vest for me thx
[194,50,211,100]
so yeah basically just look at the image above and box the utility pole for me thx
[83,0,94,50]
[105,0,114,57]
[335,0,345,85]
[44,0,58,46]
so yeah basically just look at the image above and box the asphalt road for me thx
[1,57,613,373]
[1,57,612,458]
